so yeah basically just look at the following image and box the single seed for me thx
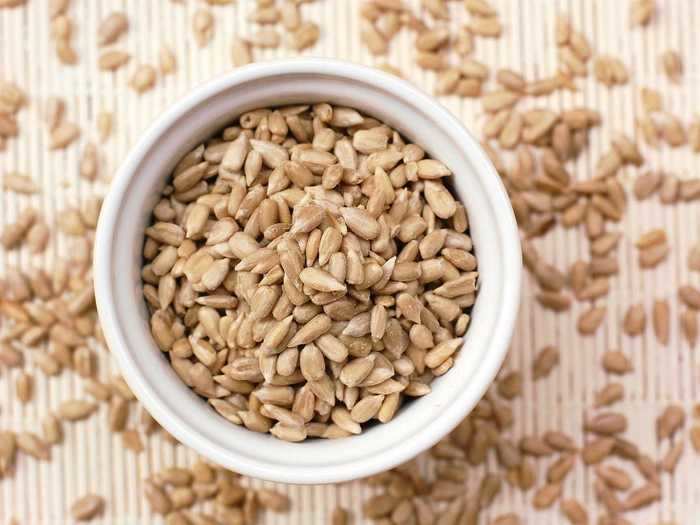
[594,383,625,407]
[681,309,698,346]
[622,303,646,336]
[657,404,685,440]
[584,412,628,435]
[661,50,683,83]
[98,50,130,71]
[533,483,562,509]
[231,38,252,66]
[623,483,660,510]
[602,351,633,375]
[193,9,214,47]
[71,494,105,521]
[50,121,80,149]
[129,65,156,93]
[653,299,670,345]
[98,12,128,45]
[577,306,606,335]
[631,0,655,26]
[560,499,587,525]
[582,437,616,464]
[532,346,559,379]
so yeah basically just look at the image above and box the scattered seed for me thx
[602,351,633,375]
[532,346,559,379]
[594,55,629,87]
[3,172,38,194]
[532,482,561,509]
[289,22,320,51]
[58,399,97,421]
[657,405,685,440]
[623,483,660,510]
[16,432,50,460]
[144,481,172,515]
[50,121,80,149]
[594,383,624,407]
[497,371,522,399]
[129,65,156,93]
[653,299,670,345]
[639,242,669,268]
[256,489,290,512]
[98,12,128,46]
[71,494,105,522]
[98,50,130,71]
[546,453,575,483]
[631,0,655,26]
[623,303,646,336]
[193,9,214,47]
[681,309,698,346]
[679,285,700,309]
[159,46,177,75]
[42,414,63,445]
[582,437,616,464]
[16,372,33,403]
[560,498,587,524]
[331,507,349,525]
[691,426,700,452]
[584,412,628,435]
[660,440,684,472]
[231,38,252,67]
[577,306,606,335]
[661,50,683,83]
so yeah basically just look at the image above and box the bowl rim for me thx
[94,58,521,484]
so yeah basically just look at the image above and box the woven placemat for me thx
[1,0,699,523]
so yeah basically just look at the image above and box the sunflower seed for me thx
[623,483,660,510]
[98,12,128,45]
[661,50,683,82]
[681,309,698,346]
[129,65,156,93]
[71,494,105,521]
[657,405,685,440]
[98,50,130,71]
[532,483,562,509]
[602,351,633,375]
[582,437,616,464]
[577,306,606,335]
[653,299,670,344]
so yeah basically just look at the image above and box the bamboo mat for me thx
[1,0,700,523]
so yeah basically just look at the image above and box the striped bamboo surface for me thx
[1,0,700,523]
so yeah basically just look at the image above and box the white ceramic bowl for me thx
[94,58,521,484]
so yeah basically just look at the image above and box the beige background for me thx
[1,0,700,522]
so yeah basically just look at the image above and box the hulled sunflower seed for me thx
[681,309,698,346]
[129,65,156,93]
[58,399,97,421]
[602,351,633,375]
[661,50,683,83]
[594,383,625,407]
[653,299,670,344]
[98,12,128,45]
[71,494,105,521]
[657,404,685,440]
[578,306,606,335]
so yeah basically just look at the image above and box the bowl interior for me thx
[96,61,520,484]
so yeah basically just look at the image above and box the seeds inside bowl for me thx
[141,103,479,441]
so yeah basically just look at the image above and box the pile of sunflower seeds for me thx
[142,103,478,441]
